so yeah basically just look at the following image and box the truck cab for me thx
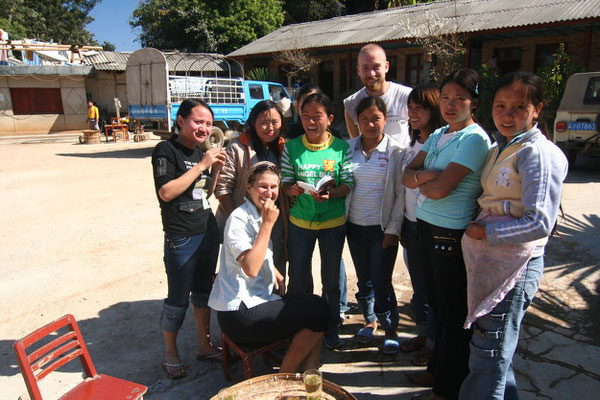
[553,72,600,167]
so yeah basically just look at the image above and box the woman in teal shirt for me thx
[402,69,491,400]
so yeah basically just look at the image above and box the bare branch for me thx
[396,1,465,81]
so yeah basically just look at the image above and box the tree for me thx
[396,2,465,82]
[538,43,585,132]
[131,0,284,54]
[283,0,344,24]
[344,0,434,14]
[102,41,116,51]
[0,0,100,45]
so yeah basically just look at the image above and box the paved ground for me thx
[0,135,598,399]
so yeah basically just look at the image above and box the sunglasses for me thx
[248,163,280,184]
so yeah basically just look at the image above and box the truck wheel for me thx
[198,126,225,151]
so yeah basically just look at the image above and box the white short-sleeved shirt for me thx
[208,199,281,311]
[344,82,412,146]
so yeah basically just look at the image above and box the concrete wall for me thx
[0,75,88,135]
[85,70,128,120]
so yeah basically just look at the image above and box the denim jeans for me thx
[305,260,348,318]
[402,218,435,343]
[459,256,544,400]
[160,218,220,332]
[347,222,399,333]
[339,258,350,314]
[287,222,346,332]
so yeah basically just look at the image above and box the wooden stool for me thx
[221,331,287,382]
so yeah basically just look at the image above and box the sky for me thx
[88,0,141,52]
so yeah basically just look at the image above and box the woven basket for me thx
[80,130,100,144]
[212,373,356,400]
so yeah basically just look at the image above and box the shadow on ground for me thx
[57,146,154,159]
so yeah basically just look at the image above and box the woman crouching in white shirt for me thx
[208,161,329,372]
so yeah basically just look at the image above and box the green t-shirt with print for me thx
[281,134,353,229]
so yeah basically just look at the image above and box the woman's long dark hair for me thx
[408,84,443,146]
[245,100,283,161]
[174,98,213,133]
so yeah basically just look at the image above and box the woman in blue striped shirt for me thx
[345,96,406,354]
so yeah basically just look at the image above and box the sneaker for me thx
[324,330,340,350]
[339,312,345,327]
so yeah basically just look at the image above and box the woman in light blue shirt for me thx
[209,162,329,372]
[402,69,491,400]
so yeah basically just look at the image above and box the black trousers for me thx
[217,293,329,346]
[417,219,473,400]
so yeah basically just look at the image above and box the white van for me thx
[553,72,600,167]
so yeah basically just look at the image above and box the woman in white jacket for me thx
[345,96,406,354]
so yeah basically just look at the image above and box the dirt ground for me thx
[0,136,598,399]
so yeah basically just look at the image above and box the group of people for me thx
[151,42,568,400]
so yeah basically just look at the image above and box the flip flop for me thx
[197,349,223,361]
[410,346,432,366]
[382,338,400,355]
[401,336,426,353]
[355,326,375,344]
[161,361,186,380]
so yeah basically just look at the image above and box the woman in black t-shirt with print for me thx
[151,99,227,380]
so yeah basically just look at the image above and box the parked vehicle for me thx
[553,72,600,167]
[126,48,292,149]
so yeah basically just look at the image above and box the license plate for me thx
[568,121,596,130]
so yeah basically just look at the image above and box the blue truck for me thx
[126,48,292,148]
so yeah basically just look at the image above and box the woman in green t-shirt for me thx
[280,92,353,349]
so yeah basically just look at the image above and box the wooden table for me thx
[211,373,356,400]
[104,123,129,143]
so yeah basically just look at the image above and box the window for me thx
[405,54,423,86]
[351,58,360,90]
[584,77,600,105]
[388,55,397,82]
[339,59,349,93]
[494,47,522,75]
[11,88,64,114]
[318,60,334,99]
[534,43,561,72]
[268,85,288,102]
[249,84,264,100]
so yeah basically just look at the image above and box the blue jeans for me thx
[459,256,544,400]
[347,222,399,333]
[306,260,348,318]
[160,219,220,332]
[402,219,435,344]
[287,222,346,332]
[339,258,349,314]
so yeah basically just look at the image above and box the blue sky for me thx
[88,0,141,52]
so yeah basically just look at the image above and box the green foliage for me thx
[283,1,343,23]
[245,67,278,82]
[0,0,100,45]
[476,63,502,134]
[102,41,116,51]
[538,43,585,127]
[131,0,284,54]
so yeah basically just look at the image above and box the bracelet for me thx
[414,170,421,185]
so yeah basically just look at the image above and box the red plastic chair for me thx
[13,314,147,400]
